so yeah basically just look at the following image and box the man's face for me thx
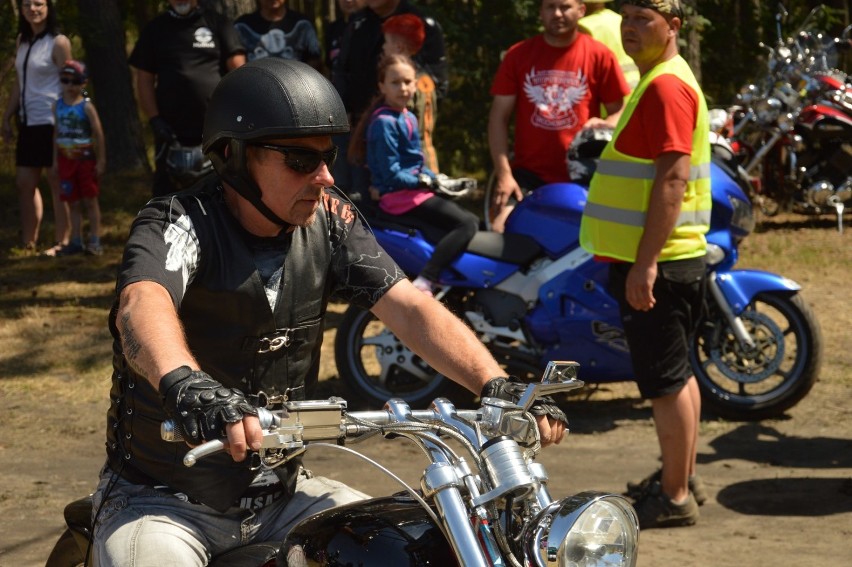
[339,0,366,15]
[540,0,585,39]
[168,0,198,16]
[620,5,675,67]
[245,136,336,228]
[260,0,286,10]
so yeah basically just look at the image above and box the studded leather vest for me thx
[105,180,333,512]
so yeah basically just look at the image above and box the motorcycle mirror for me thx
[515,361,584,412]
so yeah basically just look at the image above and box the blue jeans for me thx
[91,465,369,566]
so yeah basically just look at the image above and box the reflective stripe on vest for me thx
[579,55,711,263]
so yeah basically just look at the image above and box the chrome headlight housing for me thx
[524,492,639,567]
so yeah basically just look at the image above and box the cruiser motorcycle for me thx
[47,362,641,566]
[335,131,822,421]
[721,4,852,230]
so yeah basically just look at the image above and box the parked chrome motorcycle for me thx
[721,4,852,230]
[47,362,640,567]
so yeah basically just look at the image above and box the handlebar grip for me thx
[161,408,277,442]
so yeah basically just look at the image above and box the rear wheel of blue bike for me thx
[334,305,467,409]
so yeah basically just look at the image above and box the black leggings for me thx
[399,195,479,282]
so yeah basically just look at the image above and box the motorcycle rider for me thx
[579,0,711,528]
[91,58,567,565]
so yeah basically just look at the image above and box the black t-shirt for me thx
[234,10,321,63]
[332,0,448,117]
[128,8,245,145]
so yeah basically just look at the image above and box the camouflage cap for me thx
[621,0,684,19]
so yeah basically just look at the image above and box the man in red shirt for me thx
[580,0,711,529]
[487,0,629,232]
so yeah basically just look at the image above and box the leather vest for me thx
[106,179,333,512]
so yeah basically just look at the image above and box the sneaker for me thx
[86,242,103,256]
[55,242,85,256]
[411,276,436,297]
[632,481,699,529]
[626,468,707,506]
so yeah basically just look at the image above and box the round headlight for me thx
[524,492,639,567]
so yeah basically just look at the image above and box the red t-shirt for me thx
[614,74,698,159]
[491,33,629,184]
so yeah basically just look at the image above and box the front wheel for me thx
[691,292,822,420]
[334,306,467,408]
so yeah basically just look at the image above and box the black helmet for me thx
[566,127,612,185]
[203,58,349,226]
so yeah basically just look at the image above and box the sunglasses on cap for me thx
[252,143,338,174]
[60,77,85,85]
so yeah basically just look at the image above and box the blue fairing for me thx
[503,183,589,257]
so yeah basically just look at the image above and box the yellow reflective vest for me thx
[579,55,711,263]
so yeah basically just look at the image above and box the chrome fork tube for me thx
[422,463,491,567]
[707,273,756,349]
[745,130,783,174]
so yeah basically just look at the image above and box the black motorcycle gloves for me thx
[159,365,257,443]
[481,376,569,427]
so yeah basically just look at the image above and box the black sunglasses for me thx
[60,77,84,85]
[252,143,338,174]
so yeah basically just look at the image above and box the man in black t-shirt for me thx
[129,0,245,197]
[234,0,322,69]
[91,58,567,564]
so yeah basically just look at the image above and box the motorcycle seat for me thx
[466,231,543,266]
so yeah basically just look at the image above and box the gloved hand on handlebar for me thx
[481,376,569,427]
[159,366,257,444]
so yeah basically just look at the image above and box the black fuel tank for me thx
[278,494,457,566]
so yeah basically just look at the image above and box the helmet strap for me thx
[209,140,292,230]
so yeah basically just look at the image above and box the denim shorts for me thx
[608,257,707,399]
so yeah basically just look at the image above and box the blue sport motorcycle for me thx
[335,145,822,421]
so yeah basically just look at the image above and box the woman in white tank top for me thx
[1,0,71,254]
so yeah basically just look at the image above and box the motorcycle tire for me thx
[691,292,822,421]
[45,529,86,567]
[334,305,469,409]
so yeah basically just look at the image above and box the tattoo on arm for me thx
[120,312,146,376]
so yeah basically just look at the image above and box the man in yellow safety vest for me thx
[580,0,710,529]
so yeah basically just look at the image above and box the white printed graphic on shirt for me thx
[163,214,200,295]
[193,27,215,49]
[523,67,589,131]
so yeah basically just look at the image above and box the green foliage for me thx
[423,0,542,176]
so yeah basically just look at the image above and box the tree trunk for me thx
[683,0,702,83]
[202,0,255,20]
[78,0,148,172]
